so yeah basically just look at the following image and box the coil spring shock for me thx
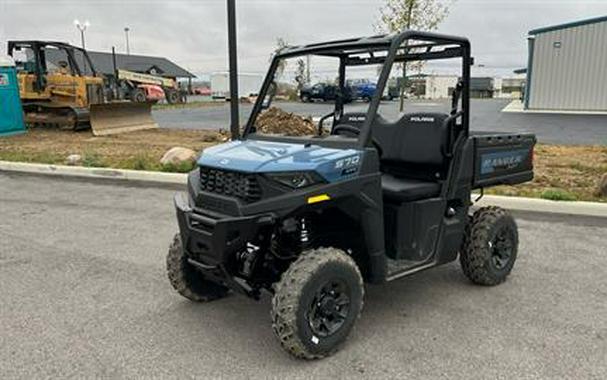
[271,217,310,259]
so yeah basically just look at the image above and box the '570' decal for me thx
[335,155,361,176]
[335,155,361,169]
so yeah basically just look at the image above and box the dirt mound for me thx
[255,107,316,136]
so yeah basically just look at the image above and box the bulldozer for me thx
[7,40,157,135]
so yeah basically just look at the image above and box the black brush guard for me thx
[174,193,273,296]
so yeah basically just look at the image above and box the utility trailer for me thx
[167,30,536,359]
[211,71,263,100]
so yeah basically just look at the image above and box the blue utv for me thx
[167,30,536,359]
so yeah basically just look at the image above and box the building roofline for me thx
[529,15,607,35]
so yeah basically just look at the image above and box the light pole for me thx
[124,27,130,55]
[227,0,239,140]
[73,19,90,49]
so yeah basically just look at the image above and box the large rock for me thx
[160,147,197,166]
[598,173,607,198]
[65,154,82,166]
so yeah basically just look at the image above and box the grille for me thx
[199,167,261,203]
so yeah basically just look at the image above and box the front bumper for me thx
[174,192,273,268]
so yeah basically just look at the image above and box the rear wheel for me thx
[460,207,518,286]
[271,248,364,360]
[166,234,229,302]
[131,88,147,103]
[165,89,179,104]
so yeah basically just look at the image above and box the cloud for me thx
[1,0,605,78]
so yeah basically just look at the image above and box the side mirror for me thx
[261,81,277,110]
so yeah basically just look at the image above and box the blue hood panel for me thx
[198,140,363,183]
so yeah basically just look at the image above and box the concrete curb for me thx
[474,194,607,218]
[0,160,187,185]
[1,160,606,218]
[501,99,607,115]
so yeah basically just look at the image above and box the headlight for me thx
[266,171,325,189]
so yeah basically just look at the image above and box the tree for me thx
[376,0,451,110]
[271,37,291,79]
[294,58,307,90]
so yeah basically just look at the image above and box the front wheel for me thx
[271,248,364,360]
[460,207,519,286]
[166,234,229,302]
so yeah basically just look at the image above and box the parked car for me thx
[193,87,212,96]
[300,83,352,103]
[348,78,399,101]
[352,82,377,102]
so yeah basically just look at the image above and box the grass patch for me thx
[540,189,578,201]
[161,160,196,173]
[487,144,606,202]
[152,101,223,111]
[82,152,106,168]
[0,127,225,173]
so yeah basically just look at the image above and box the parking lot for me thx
[1,173,606,379]
[153,99,607,146]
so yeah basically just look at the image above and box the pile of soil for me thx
[255,107,317,136]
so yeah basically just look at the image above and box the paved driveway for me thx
[153,99,607,145]
[1,173,606,378]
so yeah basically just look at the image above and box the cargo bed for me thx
[470,132,536,189]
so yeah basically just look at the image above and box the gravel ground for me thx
[1,173,606,379]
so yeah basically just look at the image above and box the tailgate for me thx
[472,133,536,189]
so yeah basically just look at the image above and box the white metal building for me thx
[424,75,458,99]
[525,16,607,111]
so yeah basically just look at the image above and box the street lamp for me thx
[73,19,90,49]
[124,27,130,55]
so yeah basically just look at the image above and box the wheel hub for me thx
[308,280,351,337]
[490,229,514,270]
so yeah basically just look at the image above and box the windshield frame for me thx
[243,30,471,149]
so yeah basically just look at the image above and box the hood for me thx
[197,139,363,182]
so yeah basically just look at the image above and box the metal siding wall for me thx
[529,20,607,111]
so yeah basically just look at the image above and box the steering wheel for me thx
[317,111,336,135]
[332,124,383,157]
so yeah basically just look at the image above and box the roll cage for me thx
[244,30,472,148]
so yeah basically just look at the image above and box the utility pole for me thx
[227,0,240,140]
[124,27,131,55]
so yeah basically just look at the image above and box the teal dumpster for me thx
[0,55,26,136]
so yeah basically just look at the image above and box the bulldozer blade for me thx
[90,102,158,136]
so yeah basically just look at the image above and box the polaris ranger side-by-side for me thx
[167,30,536,359]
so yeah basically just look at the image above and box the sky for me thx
[1,0,606,80]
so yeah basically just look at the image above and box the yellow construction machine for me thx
[7,40,157,135]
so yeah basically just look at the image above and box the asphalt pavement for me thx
[1,173,606,379]
[152,99,607,145]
